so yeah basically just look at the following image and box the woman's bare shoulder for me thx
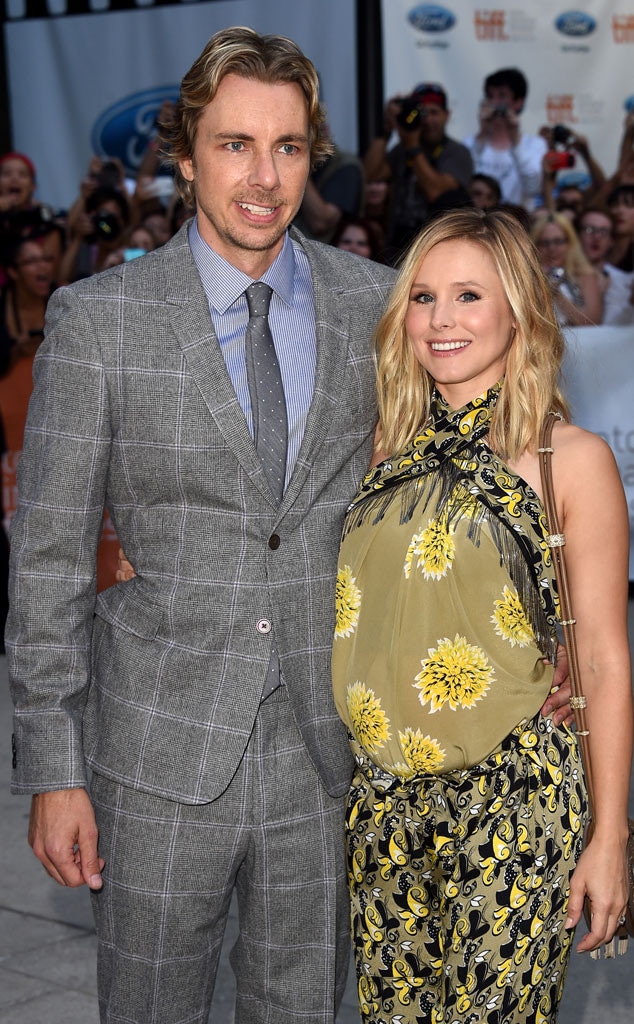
[551,419,623,498]
[551,419,614,464]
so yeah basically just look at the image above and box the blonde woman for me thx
[531,210,603,326]
[333,208,631,1023]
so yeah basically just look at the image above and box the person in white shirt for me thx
[463,67,546,211]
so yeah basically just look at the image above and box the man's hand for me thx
[28,789,104,889]
[540,643,574,726]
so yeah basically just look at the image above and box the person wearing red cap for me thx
[363,82,473,263]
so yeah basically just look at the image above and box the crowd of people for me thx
[2,30,633,1024]
[2,68,633,338]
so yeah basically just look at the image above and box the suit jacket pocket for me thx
[94,583,165,640]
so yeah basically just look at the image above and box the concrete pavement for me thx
[1,637,634,1023]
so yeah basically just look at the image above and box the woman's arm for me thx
[553,422,632,953]
[551,272,602,327]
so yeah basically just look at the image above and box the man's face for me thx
[180,74,311,276]
[418,103,449,146]
[485,85,522,115]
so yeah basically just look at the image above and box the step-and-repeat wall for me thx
[3,0,358,213]
[563,327,634,579]
[381,1,634,193]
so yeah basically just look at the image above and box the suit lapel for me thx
[159,229,273,501]
[281,235,351,508]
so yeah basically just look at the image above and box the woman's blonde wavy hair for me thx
[375,207,570,461]
[161,26,332,207]
[530,210,595,279]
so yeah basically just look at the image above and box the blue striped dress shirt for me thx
[188,218,317,488]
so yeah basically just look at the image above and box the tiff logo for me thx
[613,15,634,42]
[546,95,577,124]
[474,10,508,41]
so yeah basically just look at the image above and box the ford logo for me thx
[91,87,180,177]
[407,4,456,33]
[554,11,596,37]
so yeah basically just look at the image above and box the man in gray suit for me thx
[7,26,571,1024]
[7,27,394,1024]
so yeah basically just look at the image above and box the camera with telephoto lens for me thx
[396,94,426,132]
[547,124,576,170]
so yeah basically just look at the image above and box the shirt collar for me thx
[188,216,296,313]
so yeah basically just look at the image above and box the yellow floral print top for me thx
[332,385,559,776]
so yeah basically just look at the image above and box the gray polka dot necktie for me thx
[244,282,288,504]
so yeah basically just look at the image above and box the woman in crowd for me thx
[607,184,634,273]
[530,210,602,326]
[469,171,502,211]
[331,214,385,262]
[576,206,634,325]
[0,234,55,373]
[332,207,632,1023]
[0,152,38,219]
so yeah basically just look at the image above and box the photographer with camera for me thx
[464,67,546,211]
[59,174,131,284]
[539,124,606,217]
[363,82,472,263]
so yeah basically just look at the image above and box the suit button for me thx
[268,533,281,549]
[257,619,272,634]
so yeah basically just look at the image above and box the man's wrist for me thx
[405,145,423,159]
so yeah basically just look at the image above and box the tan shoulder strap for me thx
[538,413,595,810]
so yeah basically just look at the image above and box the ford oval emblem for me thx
[407,4,456,33]
[91,87,180,177]
[554,11,596,37]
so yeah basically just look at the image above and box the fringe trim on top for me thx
[343,456,558,665]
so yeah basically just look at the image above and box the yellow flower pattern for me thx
[347,682,391,752]
[492,585,536,647]
[335,564,361,638]
[399,728,446,772]
[404,512,455,580]
[414,634,493,712]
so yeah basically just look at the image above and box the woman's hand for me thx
[565,829,630,953]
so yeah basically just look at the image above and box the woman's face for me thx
[0,157,35,210]
[609,194,634,239]
[535,221,569,269]
[578,211,613,264]
[336,224,372,258]
[9,241,54,297]
[469,179,498,211]
[405,238,515,408]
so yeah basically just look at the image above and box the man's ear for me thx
[179,158,194,183]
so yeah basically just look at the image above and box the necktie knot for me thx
[246,281,273,318]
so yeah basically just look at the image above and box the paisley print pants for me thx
[345,715,587,1024]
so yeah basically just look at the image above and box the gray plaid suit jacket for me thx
[7,224,396,804]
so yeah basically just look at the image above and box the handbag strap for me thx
[538,413,596,812]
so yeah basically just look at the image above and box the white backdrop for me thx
[563,327,634,578]
[380,0,634,189]
[3,0,358,212]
